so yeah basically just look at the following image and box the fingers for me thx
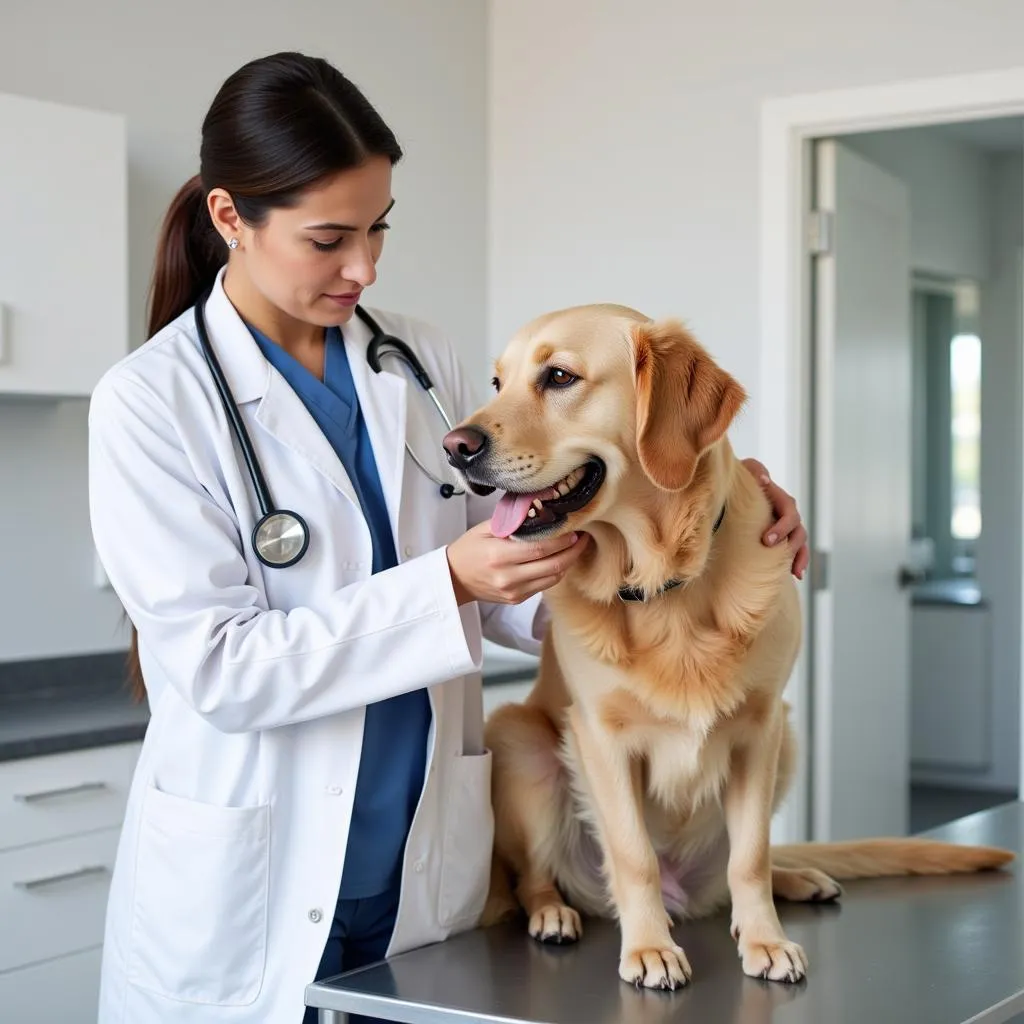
[789,525,809,580]
[502,533,591,598]
[747,462,810,582]
[741,458,769,483]
[517,533,589,577]
[762,481,800,546]
[743,459,797,544]
[744,461,797,545]
[524,531,583,561]
[792,540,810,581]
[522,574,565,598]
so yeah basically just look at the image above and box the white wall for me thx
[488,0,1024,459]
[0,0,488,662]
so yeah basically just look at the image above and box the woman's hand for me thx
[446,524,591,606]
[742,458,810,581]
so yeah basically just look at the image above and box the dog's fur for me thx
[448,304,1014,989]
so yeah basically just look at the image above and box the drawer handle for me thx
[14,864,110,891]
[13,781,109,803]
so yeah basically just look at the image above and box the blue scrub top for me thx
[247,322,432,899]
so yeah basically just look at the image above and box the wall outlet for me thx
[93,547,110,589]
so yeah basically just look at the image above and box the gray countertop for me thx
[0,651,149,762]
[306,803,1024,1024]
[912,577,986,608]
[0,684,151,762]
[0,651,537,763]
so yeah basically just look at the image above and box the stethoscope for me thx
[194,286,464,569]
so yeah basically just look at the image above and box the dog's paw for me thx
[528,903,582,944]
[735,935,807,983]
[773,867,842,903]
[619,944,692,991]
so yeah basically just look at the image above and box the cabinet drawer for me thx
[0,742,140,852]
[0,827,119,973]
[0,944,102,1024]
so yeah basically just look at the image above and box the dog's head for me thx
[443,304,746,541]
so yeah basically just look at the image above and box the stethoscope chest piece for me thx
[252,510,310,568]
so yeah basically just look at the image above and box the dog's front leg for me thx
[724,709,807,982]
[566,705,691,990]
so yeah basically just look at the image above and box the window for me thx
[910,277,981,581]
[949,332,981,543]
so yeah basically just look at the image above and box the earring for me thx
[227,238,239,250]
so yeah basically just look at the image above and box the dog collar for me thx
[617,504,727,603]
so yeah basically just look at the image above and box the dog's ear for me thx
[632,319,747,491]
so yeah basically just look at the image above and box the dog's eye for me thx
[545,367,577,389]
[491,376,501,392]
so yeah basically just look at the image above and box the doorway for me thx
[810,124,1022,840]
[760,71,1024,846]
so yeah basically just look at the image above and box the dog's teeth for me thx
[532,498,544,509]
[557,484,570,496]
[527,508,537,518]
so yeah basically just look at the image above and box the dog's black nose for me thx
[443,426,489,467]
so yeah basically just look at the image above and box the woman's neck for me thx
[223,263,326,379]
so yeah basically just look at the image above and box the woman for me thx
[88,51,809,1024]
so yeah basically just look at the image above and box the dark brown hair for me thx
[126,52,403,699]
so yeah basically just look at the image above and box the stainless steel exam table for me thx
[306,802,1024,1024]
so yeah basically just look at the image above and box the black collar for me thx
[617,504,726,603]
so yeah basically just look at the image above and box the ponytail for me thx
[147,174,224,337]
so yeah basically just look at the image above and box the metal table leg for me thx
[318,1011,348,1023]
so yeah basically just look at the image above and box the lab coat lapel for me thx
[254,371,361,510]
[344,311,408,543]
[203,269,361,509]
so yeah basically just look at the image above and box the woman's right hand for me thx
[446,523,590,606]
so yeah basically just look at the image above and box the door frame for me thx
[759,67,1024,844]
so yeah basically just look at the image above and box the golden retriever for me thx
[442,304,1014,990]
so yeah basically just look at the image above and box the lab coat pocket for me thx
[128,784,270,1006]
[437,750,494,932]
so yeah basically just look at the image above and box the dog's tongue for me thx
[491,491,544,538]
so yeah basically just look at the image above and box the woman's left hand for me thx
[742,458,809,581]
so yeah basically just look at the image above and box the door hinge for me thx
[807,209,834,256]
[811,550,830,592]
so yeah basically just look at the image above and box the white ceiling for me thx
[930,116,1023,153]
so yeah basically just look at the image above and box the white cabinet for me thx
[0,742,137,850]
[0,741,140,1023]
[0,946,103,1024]
[0,92,127,397]
[0,828,121,973]
[910,603,991,773]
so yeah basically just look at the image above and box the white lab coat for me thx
[88,269,544,1023]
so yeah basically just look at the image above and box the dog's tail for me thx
[770,839,1014,880]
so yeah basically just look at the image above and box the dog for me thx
[441,303,1014,990]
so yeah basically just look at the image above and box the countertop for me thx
[0,644,539,763]
[306,802,1024,1024]
[912,577,986,608]
[0,652,149,762]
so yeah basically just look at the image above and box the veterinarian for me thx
[87,51,810,1024]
